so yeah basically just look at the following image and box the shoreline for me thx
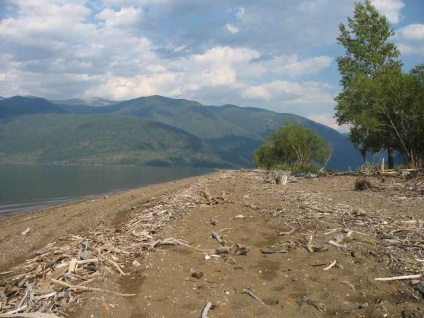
[0,170,220,271]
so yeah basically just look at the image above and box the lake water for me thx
[0,164,213,216]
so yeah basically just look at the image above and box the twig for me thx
[306,235,314,253]
[50,278,136,297]
[278,229,295,236]
[0,313,61,318]
[242,288,265,305]
[300,296,326,311]
[211,232,226,246]
[201,302,213,318]
[375,274,422,281]
[323,260,337,271]
[98,253,128,276]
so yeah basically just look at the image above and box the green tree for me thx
[334,0,402,167]
[253,144,275,170]
[253,123,330,171]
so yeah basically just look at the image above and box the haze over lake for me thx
[0,164,212,215]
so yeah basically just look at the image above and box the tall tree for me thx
[334,0,402,168]
[253,123,330,171]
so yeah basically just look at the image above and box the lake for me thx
[0,164,213,216]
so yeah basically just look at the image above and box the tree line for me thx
[253,1,423,171]
[335,0,424,168]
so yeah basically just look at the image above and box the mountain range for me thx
[0,95,363,170]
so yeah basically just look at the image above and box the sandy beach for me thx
[0,170,423,317]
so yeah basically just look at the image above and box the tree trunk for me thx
[387,148,394,169]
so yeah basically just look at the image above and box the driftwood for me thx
[306,235,314,253]
[201,302,213,318]
[50,279,136,296]
[300,296,326,311]
[260,248,287,254]
[0,314,61,318]
[323,260,337,271]
[242,288,265,305]
[375,274,422,281]
[211,232,226,246]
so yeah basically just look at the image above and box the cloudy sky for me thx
[0,0,423,131]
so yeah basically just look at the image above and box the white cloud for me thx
[267,55,333,77]
[371,0,404,24]
[396,24,424,56]
[307,113,348,132]
[397,24,424,40]
[241,80,335,107]
[225,23,239,34]
[96,6,142,27]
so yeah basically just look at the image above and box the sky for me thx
[0,0,423,131]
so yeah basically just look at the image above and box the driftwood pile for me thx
[0,172,234,317]
[242,170,423,291]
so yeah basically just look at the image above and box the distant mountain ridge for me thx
[0,95,363,169]
[0,96,65,118]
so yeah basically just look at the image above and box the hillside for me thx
[0,114,229,167]
[0,95,363,169]
[0,96,65,118]
[67,95,361,169]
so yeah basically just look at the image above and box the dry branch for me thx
[50,278,136,297]
[242,288,265,305]
[211,232,226,246]
[375,274,422,281]
[201,302,213,318]
[300,296,326,312]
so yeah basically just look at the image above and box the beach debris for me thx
[201,302,213,318]
[190,270,204,279]
[260,247,287,254]
[242,288,265,305]
[323,260,337,271]
[375,274,423,281]
[211,232,226,246]
[132,260,141,266]
[242,195,258,210]
[354,177,372,191]
[20,228,30,236]
[234,214,246,219]
[300,296,326,312]
[279,228,295,236]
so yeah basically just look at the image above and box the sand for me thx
[0,170,423,318]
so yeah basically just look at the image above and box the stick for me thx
[50,278,136,297]
[211,232,226,246]
[278,229,295,236]
[375,274,422,281]
[323,260,337,271]
[201,302,213,318]
[301,296,326,311]
[0,313,61,318]
[306,235,314,253]
[68,258,77,273]
[98,253,128,276]
[242,288,265,305]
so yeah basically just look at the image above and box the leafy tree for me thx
[253,144,275,170]
[253,123,330,171]
[334,0,402,167]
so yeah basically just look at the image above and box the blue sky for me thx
[0,0,423,131]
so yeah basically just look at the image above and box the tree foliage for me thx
[253,123,330,171]
[335,0,424,168]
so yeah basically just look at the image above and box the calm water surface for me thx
[0,164,213,215]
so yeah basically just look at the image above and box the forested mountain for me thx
[0,95,363,169]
